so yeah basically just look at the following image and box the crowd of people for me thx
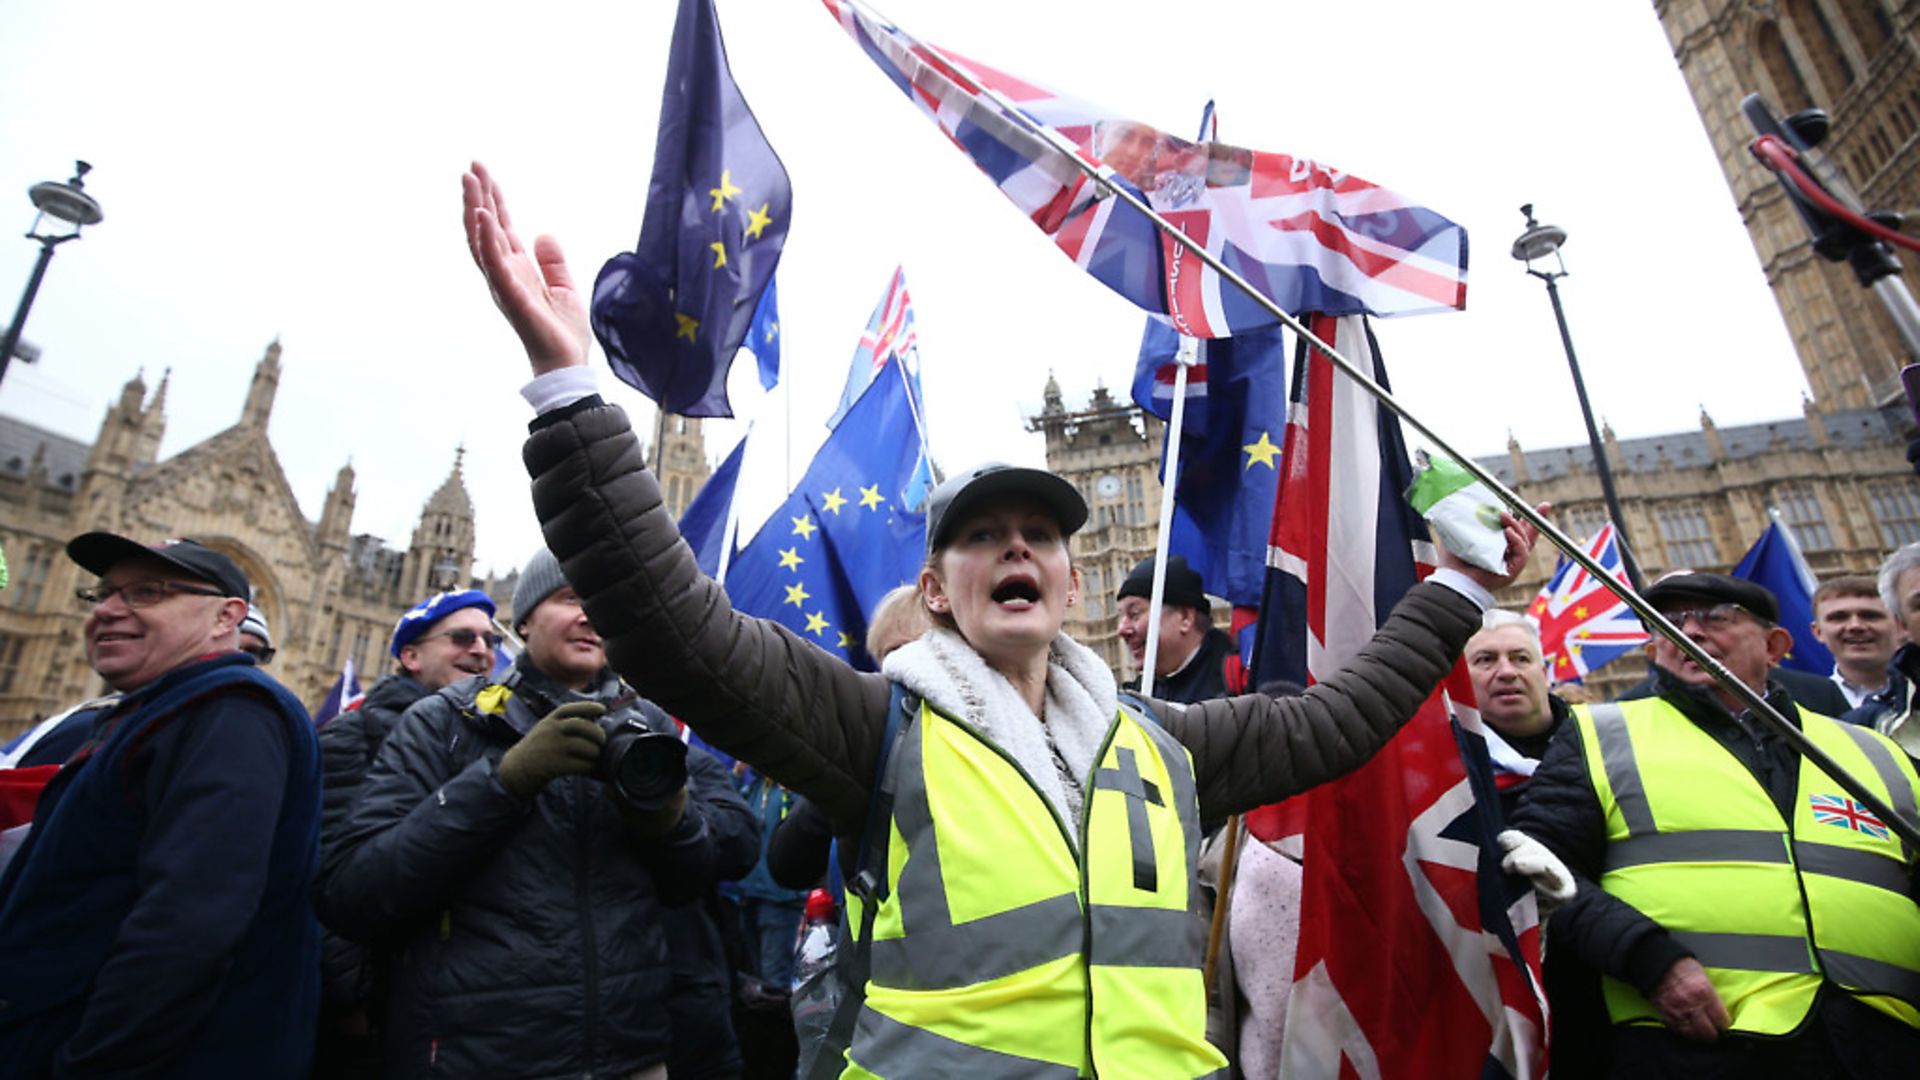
[0,163,1914,1079]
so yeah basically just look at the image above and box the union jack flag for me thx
[821,0,1469,333]
[1527,523,1648,685]
[1810,793,1892,840]
[1249,315,1547,1079]
[311,658,364,729]
[829,266,921,428]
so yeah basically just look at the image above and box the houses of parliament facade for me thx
[0,344,712,742]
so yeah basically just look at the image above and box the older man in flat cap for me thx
[0,532,321,1078]
[1512,572,1920,1078]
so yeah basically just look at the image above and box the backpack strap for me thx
[805,681,916,1080]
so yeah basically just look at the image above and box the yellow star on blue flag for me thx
[714,356,929,671]
[589,0,792,418]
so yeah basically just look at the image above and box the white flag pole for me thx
[1140,334,1200,694]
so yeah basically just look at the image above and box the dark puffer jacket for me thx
[317,656,754,1079]
[524,401,1482,832]
[316,671,436,1008]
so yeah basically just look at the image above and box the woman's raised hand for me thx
[462,162,590,375]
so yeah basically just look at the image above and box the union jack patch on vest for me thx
[1809,794,1892,840]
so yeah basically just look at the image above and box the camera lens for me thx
[601,721,688,809]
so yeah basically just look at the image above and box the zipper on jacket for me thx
[576,775,600,1071]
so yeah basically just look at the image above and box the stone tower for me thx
[1654,0,1920,407]
[400,448,477,604]
[652,414,715,520]
[1027,376,1166,679]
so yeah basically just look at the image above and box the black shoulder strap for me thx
[805,682,915,1080]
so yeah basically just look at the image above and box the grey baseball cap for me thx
[924,463,1088,555]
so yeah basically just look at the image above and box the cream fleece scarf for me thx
[882,627,1118,842]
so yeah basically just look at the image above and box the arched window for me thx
[1784,0,1855,98]
[1754,21,1815,113]
[1838,0,1892,57]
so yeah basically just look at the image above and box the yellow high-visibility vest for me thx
[839,696,1226,1079]
[1575,698,1920,1035]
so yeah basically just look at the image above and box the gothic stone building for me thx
[1657,0,1920,410]
[0,344,499,741]
[1028,376,1169,680]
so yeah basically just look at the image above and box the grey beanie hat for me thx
[511,548,569,628]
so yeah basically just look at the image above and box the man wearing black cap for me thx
[1511,571,1920,1077]
[0,533,321,1077]
[1114,554,1242,702]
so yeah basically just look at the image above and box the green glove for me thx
[614,784,690,839]
[498,701,607,798]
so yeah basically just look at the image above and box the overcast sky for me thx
[0,1,1807,578]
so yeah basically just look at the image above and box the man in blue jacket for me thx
[0,532,321,1078]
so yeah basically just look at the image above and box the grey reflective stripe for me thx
[1819,949,1920,1006]
[1087,904,1207,969]
[1604,829,1789,871]
[1831,722,1919,829]
[1671,931,1816,975]
[849,1004,1082,1079]
[1122,698,1205,913]
[1588,703,1657,836]
[872,707,1081,991]
[1093,746,1162,892]
[1793,841,1915,896]
[867,893,1083,990]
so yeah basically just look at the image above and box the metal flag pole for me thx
[1139,334,1201,694]
[936,62,1920,847]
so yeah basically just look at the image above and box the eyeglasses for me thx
[77,579,228,609]
[1658,603,1758,631]
[416,628,505,650]
[241,643,277,664]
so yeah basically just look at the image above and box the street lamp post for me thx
[1512,204,1646,592]
[0,161,104,387]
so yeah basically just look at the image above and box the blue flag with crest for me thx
[723,357,928,669]
[592,0,791,417]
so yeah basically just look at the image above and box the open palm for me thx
[463,161,589,374]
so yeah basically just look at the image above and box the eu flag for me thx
[1131,320,1286,607]
[748,274,781,391]
[592,0,791,417]
[723,357,927,670]
[679,430,749,576]
[1733,518,1834,676]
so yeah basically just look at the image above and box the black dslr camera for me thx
[597,713,688,810]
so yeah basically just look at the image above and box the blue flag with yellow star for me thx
[1131,320,1287,606]
[592,0,791,417]
[722,357,928,670]
[749,274,780,391]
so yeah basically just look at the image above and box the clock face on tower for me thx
[1096,473,1122,498]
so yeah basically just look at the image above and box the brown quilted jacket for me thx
[525,402,1482,833]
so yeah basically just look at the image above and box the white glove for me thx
[1498,828,1576,908]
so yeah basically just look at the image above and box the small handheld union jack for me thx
[1527,523,1649,685]
[1809,793,1893,840]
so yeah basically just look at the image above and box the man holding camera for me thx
[318,548,754,1079]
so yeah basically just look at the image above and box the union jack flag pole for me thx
[1137,333,1202,693]
[885,15,1920,846]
